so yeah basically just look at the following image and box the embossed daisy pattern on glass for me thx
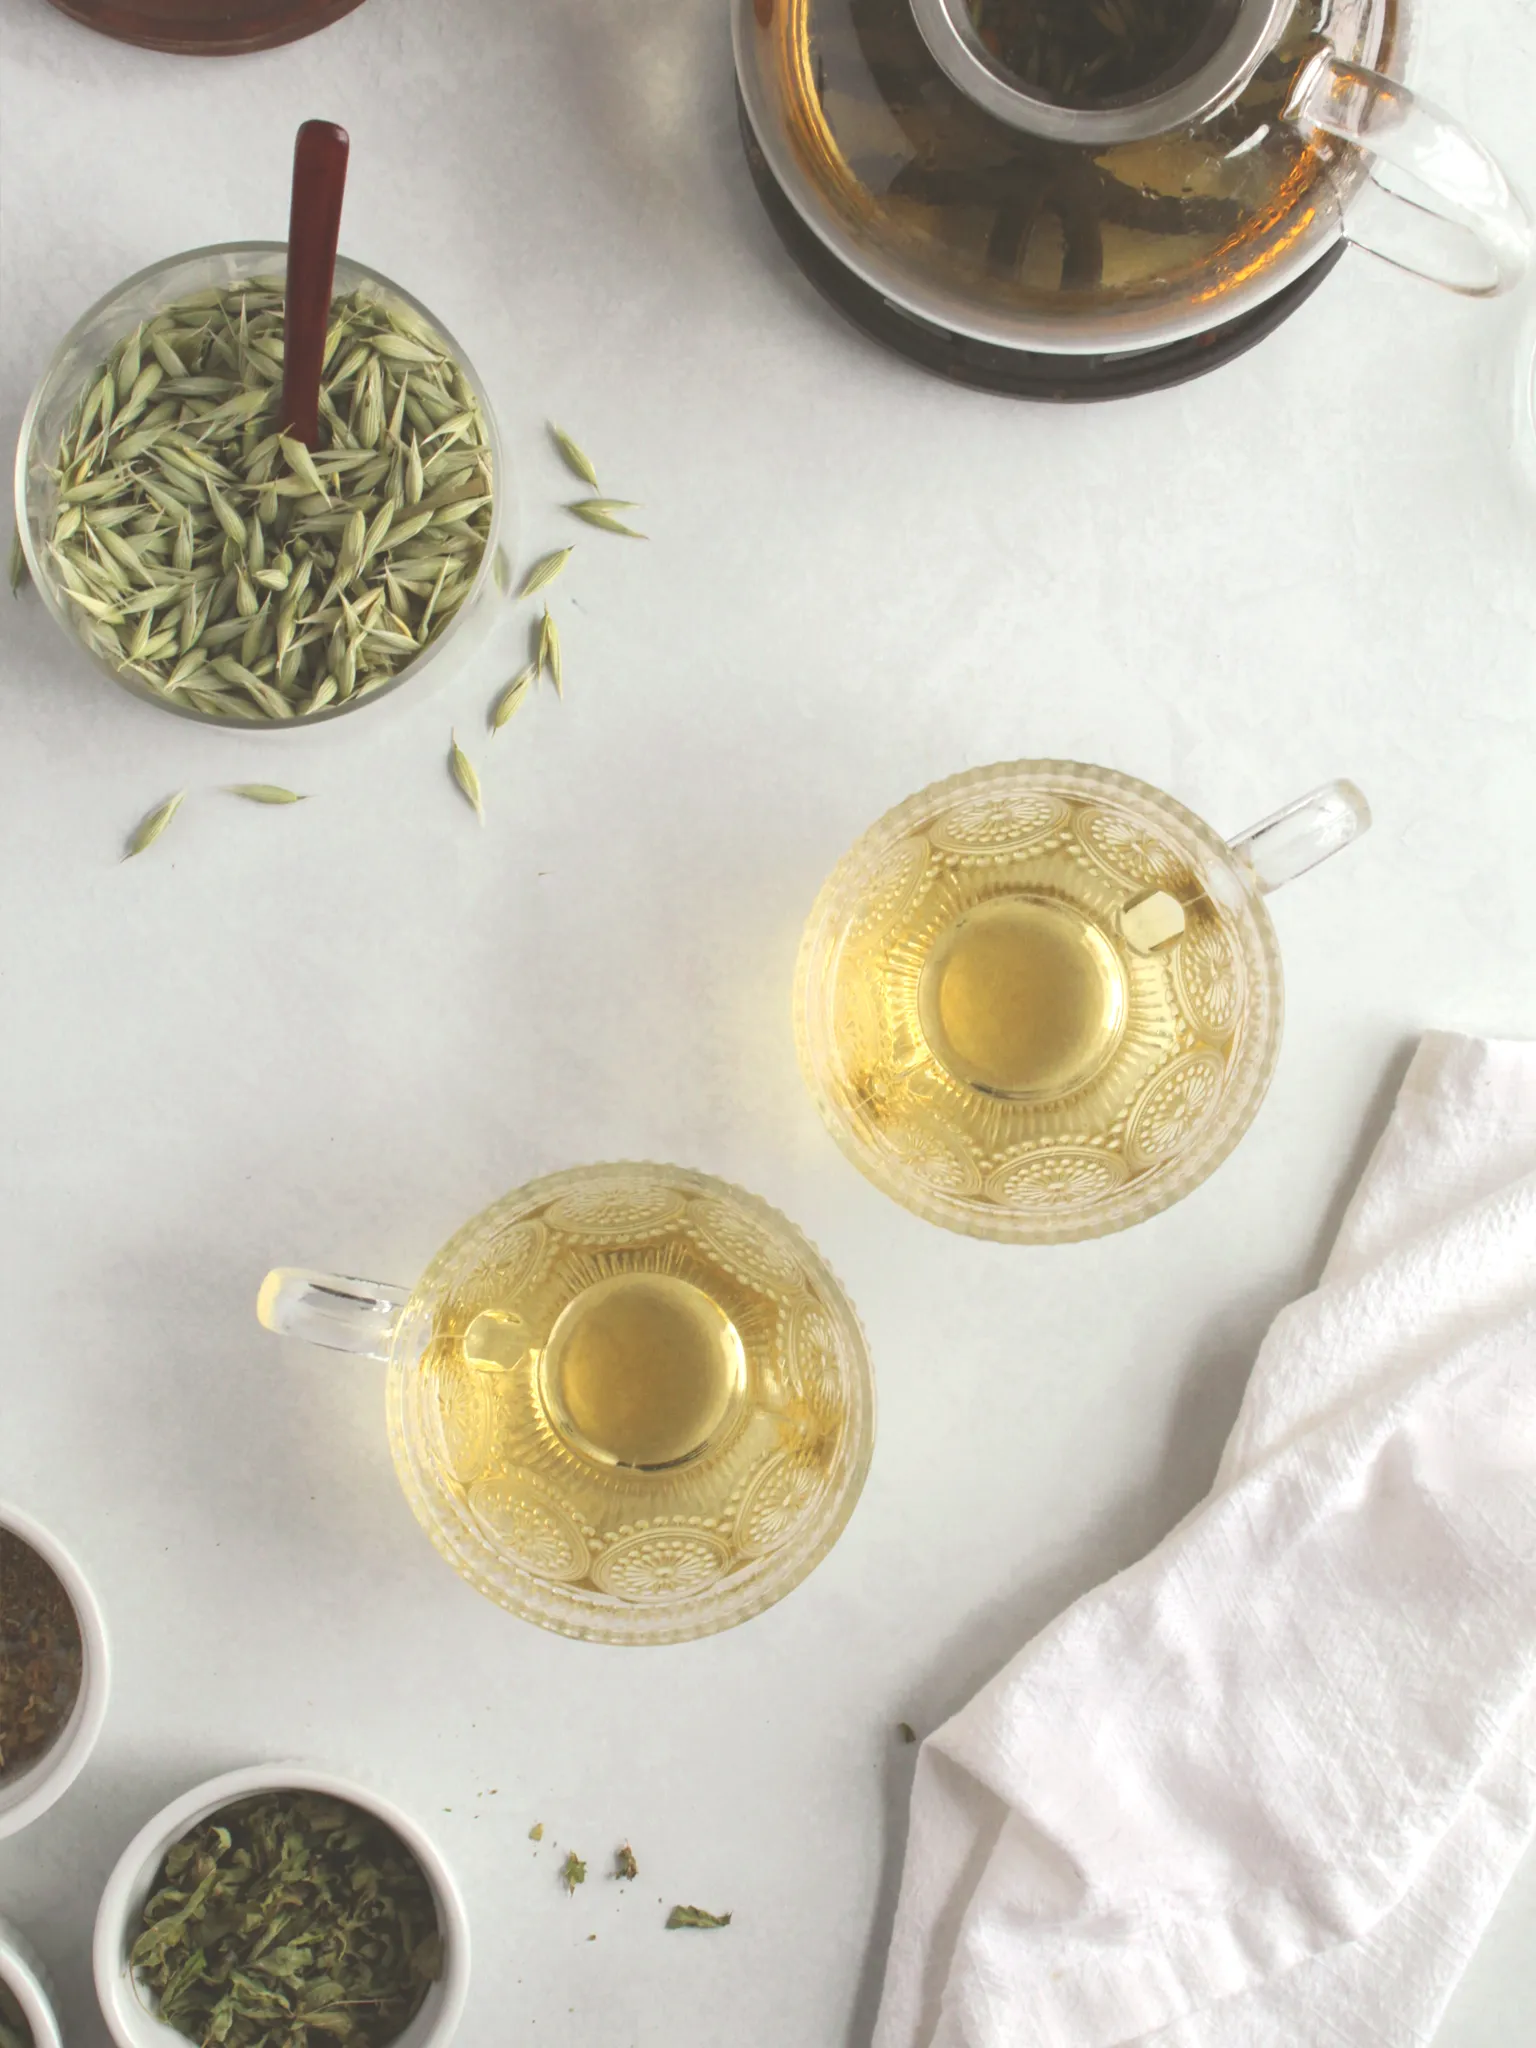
[986,1144,1131,1207]
[590,1528,732,1603]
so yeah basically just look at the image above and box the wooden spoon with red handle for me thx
[281,119,350,449]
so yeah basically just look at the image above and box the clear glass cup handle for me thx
[1227,779,1371,895]
[257,1268,409,1361]
[1286,53,1531,296]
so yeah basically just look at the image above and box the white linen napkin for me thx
[874,1032,1536,2048]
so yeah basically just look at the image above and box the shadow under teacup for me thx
[795,760,1369,1243]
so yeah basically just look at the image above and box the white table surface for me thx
[2,0,1534,2041]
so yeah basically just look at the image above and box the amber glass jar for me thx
[46,0,366,56]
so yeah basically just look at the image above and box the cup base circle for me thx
[918,895,1128,1101]
[538,1273,748,1472]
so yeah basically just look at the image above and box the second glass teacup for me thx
[796,761,1369,1243]
[259,1163,874,1645]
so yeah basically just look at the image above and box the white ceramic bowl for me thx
[0,1502,110,1840]
[0,1914,65,2048]
[93,1764,470,2048]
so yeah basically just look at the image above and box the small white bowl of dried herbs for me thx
[0,1501,110,1841]
[15,241,504,729]
[0,1913,65,2048]
[93,1764,469,2048]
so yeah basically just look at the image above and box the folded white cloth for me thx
[875,1032,1536,2048]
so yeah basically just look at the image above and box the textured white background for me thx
[2,0,1534,2042]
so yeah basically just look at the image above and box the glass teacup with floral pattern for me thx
[796,761,1369,1243]
[258,1164,873,1644]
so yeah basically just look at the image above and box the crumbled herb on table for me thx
[666,1905,732,1930]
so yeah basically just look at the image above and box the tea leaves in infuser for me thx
[0,1528,83,1783]
[130,1790,442,2048]
[42,282,494,722]
[968,0,1217,107]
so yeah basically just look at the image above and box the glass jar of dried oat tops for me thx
[15,242,505,730]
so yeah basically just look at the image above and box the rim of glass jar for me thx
[14,241,506,732]
[733,0,1412,358]
[383,1161,878,1646]
[793,761,1286,1245]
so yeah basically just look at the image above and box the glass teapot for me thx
[795,763,1369,1241]
[735,0,1530,361]
[258,1163,874,1645]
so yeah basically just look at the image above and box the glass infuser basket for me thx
[735,0,1530,387]
[259,1163,875,1645]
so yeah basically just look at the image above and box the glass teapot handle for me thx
[257,1268,410,1361]
[1285,53,1531,295]
[1226,779,1371,895]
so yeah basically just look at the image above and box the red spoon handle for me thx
[282,119,350,448]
